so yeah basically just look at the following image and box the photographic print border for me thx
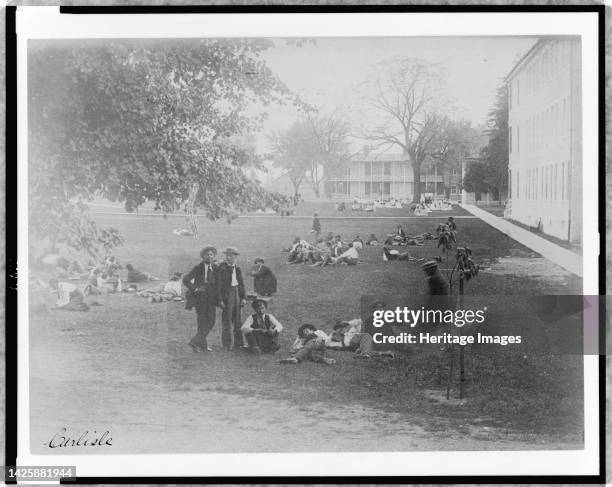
[5,3,606,483]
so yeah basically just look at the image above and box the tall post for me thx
[459,271,465,399]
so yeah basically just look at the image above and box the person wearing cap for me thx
[422,260,450,296]
[217,246,246,350]
[250,258,277,297]
[182,246,219,352]
[280,324,336,365]
[240,298,283,354]
[331,242,359,266]
[447,216,457,232]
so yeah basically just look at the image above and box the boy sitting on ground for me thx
[332,242,359,266]
[279,324,336,365]
[241,298,284,354]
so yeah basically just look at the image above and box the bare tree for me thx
[361,58,446,203]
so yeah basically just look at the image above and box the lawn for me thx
[28,203,584,454]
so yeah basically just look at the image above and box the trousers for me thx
[221,287,243,349]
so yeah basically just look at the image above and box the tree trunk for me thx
[290,178,302,198]
[412,161,422,204]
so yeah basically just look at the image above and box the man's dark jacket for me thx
[182,261,218,310]
[216,261,246,303]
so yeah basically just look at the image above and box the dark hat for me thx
[222,246,239,255]
[448,216,455,220]
[298,323,317,338]
[254,257,264,264]
[251,298,268,310]
[371,300,386,310]
[422,260,439,273]
[200,246,217,258]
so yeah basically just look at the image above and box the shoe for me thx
[381,351,395,358]
[322,357,336,365]
[354,353,371,359]
[279,357,299,364]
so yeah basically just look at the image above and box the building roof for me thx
[349,152,410,163]
[504,39,545,82]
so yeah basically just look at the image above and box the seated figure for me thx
[279,324,336,365]
[241,299,283,354]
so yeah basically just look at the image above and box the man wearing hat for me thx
[241,298,283,354]
[280,324,336,365]
[422,260,450,296]
[216,246,246,350]
[182,246,219,352]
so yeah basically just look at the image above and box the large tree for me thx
[28,39,292,255]
[480,84,510,201]
[428,117,480,198]
[463,85,509,201]
[269,110,350,198]
[361,58,446,203]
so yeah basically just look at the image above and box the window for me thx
[554,164,558,200]
[383,182,391,195]
[517,126,520,152]
[561,162,565,200]
[384,161,392,177]
[509,126,512,153]
[451,185,458,194]
[364,162,371,178]
[364,182,371,195]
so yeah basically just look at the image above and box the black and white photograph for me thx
[14,6,601,479]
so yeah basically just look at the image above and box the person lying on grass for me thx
[382,238,424,262]
[49,278,89,312]
[328,318,394,359]
[241,298,283,354]
[366,234,379,246]
[279,324,336,365]
[125,263,160,283]
[308,239,334,267]
[330,242,359,266]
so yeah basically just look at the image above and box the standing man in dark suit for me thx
[183,245,218,352]
[217,247,246,350]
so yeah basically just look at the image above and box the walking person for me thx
[217,247,246,350]
[311,212,321,243]
[183,246,219,352]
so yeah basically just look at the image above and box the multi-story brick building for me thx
[506,37,582,244]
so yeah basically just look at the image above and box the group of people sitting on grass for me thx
[283,234,363,267]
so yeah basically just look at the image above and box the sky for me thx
[252,36,537,180]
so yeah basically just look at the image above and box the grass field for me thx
[28,204,584,454]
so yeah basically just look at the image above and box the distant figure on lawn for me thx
[447,216,457,231]
[382,238,424,262]
[217,246,246,351]
[366,234,379,246]
[49,278,89,311]
[279,324,336,365]
[126,264,160,283]
[250,258,277,297]
[241,298,283,354]
[183,246,219,352]
[311,212,321,242]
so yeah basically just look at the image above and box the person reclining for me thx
[366,234,379,246]
[331,242,359,266]
[126,264,160,282]
[49,278,89,311]
[241,299,283,353]
[328,318,394,359]
[382,238,424,262]
[279,324,336,365]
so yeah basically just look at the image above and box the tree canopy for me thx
[28,39,293,255]
[269,109,350,198]
[462,84,509,201]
